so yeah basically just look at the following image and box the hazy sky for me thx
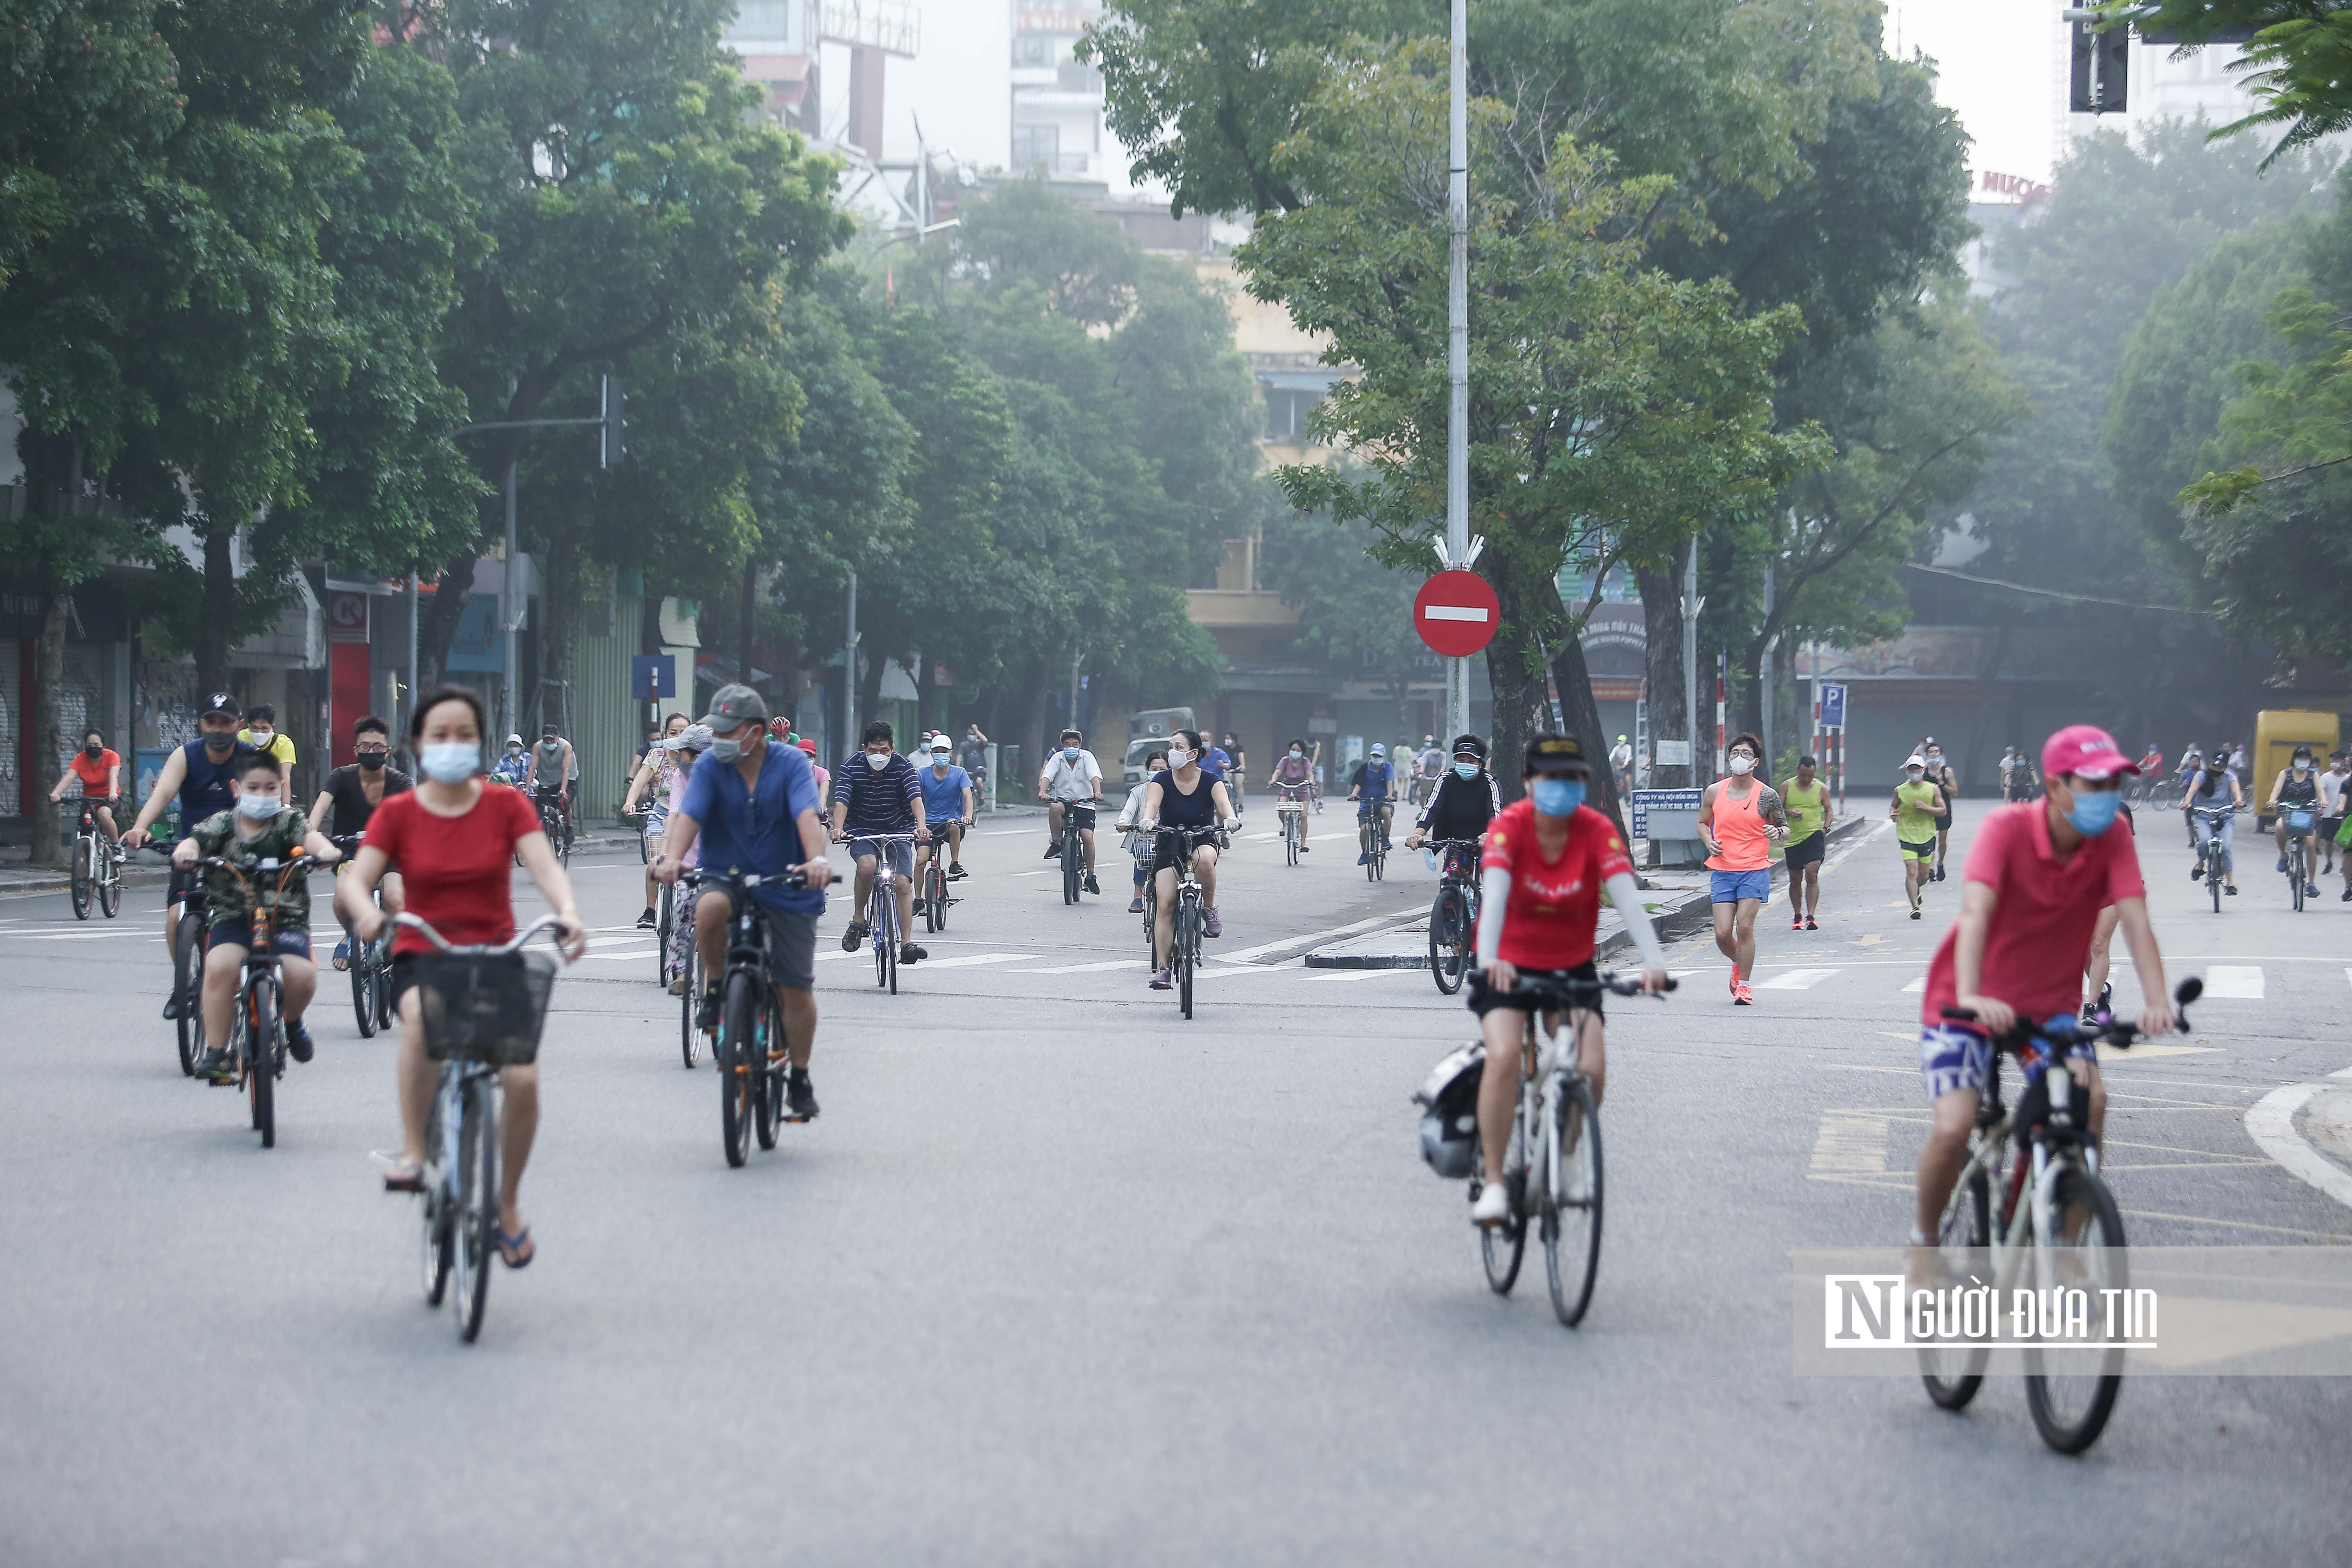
[1892,0,2062,184]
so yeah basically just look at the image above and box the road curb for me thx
[2247,1080,2352,1210]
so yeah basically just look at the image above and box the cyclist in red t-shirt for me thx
[1468,734,1669,1228]
[48,728,123,841]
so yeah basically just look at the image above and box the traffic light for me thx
[2069,12,2129,114]
[601,376,626,468]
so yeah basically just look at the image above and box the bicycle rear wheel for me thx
[1285,812,1300,866]
[99,843,122,918]
[2210,847,2223,913]
[1542,1075,1603,1327]
[1361,821,1376,881]
[352,944,379,1037]
[753,997,780,1152]
[70,838,92,919]
[1063,831,1080,905]
[720,970,755,1166]
[247,983,277,1150]
[421,1189,453,1307]
[1919,1161,1992,1408]
[2292,844,2306,910]
[2023,1166,2128,1453]
[1177,901,1196,1019]
[655,881,674,983]
[455,1078,497,1341]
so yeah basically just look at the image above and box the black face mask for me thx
[202,731,235,753]
[84,744,102,758]
[356,752,386,772]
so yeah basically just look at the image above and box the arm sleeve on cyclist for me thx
[1476,866,1511,969]
[1605,869,1667,972]
[1415,774,1445,829]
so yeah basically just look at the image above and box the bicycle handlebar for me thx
[1940,976,2202,1052]
[1466,968,1676,1000]
[393,911,572,958]
[681,867,810,893]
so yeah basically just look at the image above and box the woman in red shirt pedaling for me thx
[338,687,587,1271]
[1468,734,1670,1228]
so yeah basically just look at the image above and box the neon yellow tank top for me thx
[1783,779,1825,844]
[1894,780,1941,841]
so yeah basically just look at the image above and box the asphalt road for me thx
[3,797,2348,1566]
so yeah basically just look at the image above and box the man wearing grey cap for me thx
[654,684,835,1122]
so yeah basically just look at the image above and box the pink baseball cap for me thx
[2043,724,2138,782]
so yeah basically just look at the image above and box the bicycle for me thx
[329,835,395,1037]
[533,786,573,868]
[1151,824,1221,1021]
[2189,804,2233,914]
[2281,800,2318,912]
[849,830,919,994]
[68,796,124,920]
[682,867,810,1166]
[1424,839,1482,995]
[1276,786,1309,867]
[150,846,210,1077]
[195,852,317,1150]
[920,819,967,933]
[1919,977,2203,1452]
[1466,969,1671,1326]
[674,897,702,1069]
[1358,801,1389,882]
[398,912,564,1342]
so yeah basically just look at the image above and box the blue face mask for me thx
[1531,778,1584,817]
[2064,785,2122,837]
[1061,746,1080,762]
[1453,761,1480,779]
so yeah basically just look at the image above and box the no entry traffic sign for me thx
[1413,570,1500,657]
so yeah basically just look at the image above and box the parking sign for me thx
[1819,683,1847,730]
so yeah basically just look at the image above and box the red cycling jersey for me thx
[1479,799,1633,971]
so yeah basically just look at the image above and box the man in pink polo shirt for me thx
[1910,724,2178,1246]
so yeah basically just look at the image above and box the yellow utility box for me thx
[2252,710,2341,825]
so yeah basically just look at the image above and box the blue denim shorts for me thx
[1709,868,1771,904]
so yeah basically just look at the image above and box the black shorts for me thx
[1782,833,1825,870]
[1467,960,1601,1019]
[1150,828,1219,874]
[1052,803,1097,832]
[207,918,312,962]
[1932,812,1952,833]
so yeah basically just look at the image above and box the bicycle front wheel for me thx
[1063,835,1080,905]
[1479,1175,1526,1294]
[2023,1166,2128,1454]
[455,1078,497,1341]
[352,940,379,1037]
[1428,885,1465,995]
[1542,1076,1603,1327]
[1178,902,1196,1019]
[720,970,755,1166]
[99,843,122,918]
[173,915,204,1076]
[247,984,278,1149]
[678,938,701,1069]
[70,838,92,919]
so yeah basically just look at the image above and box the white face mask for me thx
[1728,755,1755,775]
[1167,748,1192,770]
[420,742,480,783]
[866,750,891,769]
[236,792,281,820]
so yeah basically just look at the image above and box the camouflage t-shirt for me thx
[189,807,316,933]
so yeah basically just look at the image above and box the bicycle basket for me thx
[413,949,557,1064]
[2288,808,2315,833]
[1414,1042,1486,1180]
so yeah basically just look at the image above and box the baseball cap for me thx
[1523,733,1592,778]
[699,682,767,731]
[1369,743,1386,757]
[796,738,817,755]
[200,691,239,718]
[667,723,713,753]
[928,734,952,752]
[1905,754,1927,769]
[2042,724,2138,782]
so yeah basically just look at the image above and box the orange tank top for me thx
[1706,780,1771,871]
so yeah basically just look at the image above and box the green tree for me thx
[2130,2,2352,162]
[1257,495,1430,705]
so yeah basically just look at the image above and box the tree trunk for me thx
[533,536,580,737]
[415,545,478,693]
[28,589,70,867]
[1482,556,1556,809]
[1632,556,1690,788]
[195,525,237,694]
[857,639,886,745]
[1545,617,1624,836]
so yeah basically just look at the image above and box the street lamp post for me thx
[1444,0,1470,742]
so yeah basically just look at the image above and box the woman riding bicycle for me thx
[622,711,692,928]
[1406,733,1501,876]
[2179,743,2241,896]
[655,725,713,993]
[1469,734,1668,1228]
[337,686,587,1271]
[1138,728,1240,989]
[1266,738,1316,851]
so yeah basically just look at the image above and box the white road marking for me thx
[1808,1110,1892,1178]
[2245,1082,2352,1210]
[1311,967,1420,983]
[1753,968,1838,991]
[1901,977,1924,993]
[0,930,133,940]
[1217,907,1423,964]
[582,947,658,962]
[1197,961,1309,978]
[1007,959,1145,975]
[1310,832,1359,842]
[909,952,1032,970]
[2202,964,2265,999]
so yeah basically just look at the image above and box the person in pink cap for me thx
[1908,724,2178,1249]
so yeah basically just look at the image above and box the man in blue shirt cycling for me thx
[654,684,835,1122]
[914,734,975,913]
[1347,742,1399,864]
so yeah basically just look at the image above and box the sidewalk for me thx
[2248,1076,2352,1212]
[1300,814,1867,970]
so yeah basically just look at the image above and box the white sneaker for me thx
[1471,1181,1511,1227]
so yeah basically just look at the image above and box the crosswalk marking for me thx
[1808,1110,1894,1179]
[1009,959,1145,975]
[1902,977,1923,993]
[910,952,1032,970]
[582,946,657,962]
[1753,968,1837,991]
[2202,965,2264,999]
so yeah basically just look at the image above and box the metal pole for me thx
[406,569,420,761]
[1681,537,1700,787]
[1760,560,1774,773]
[1068,650,1083,738]
[501,451,518,744]
[1444,0,1470,744]
[843,573,857,761]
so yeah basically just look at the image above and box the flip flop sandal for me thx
[382,1159,424,1193]
[497,1225,535,1269]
